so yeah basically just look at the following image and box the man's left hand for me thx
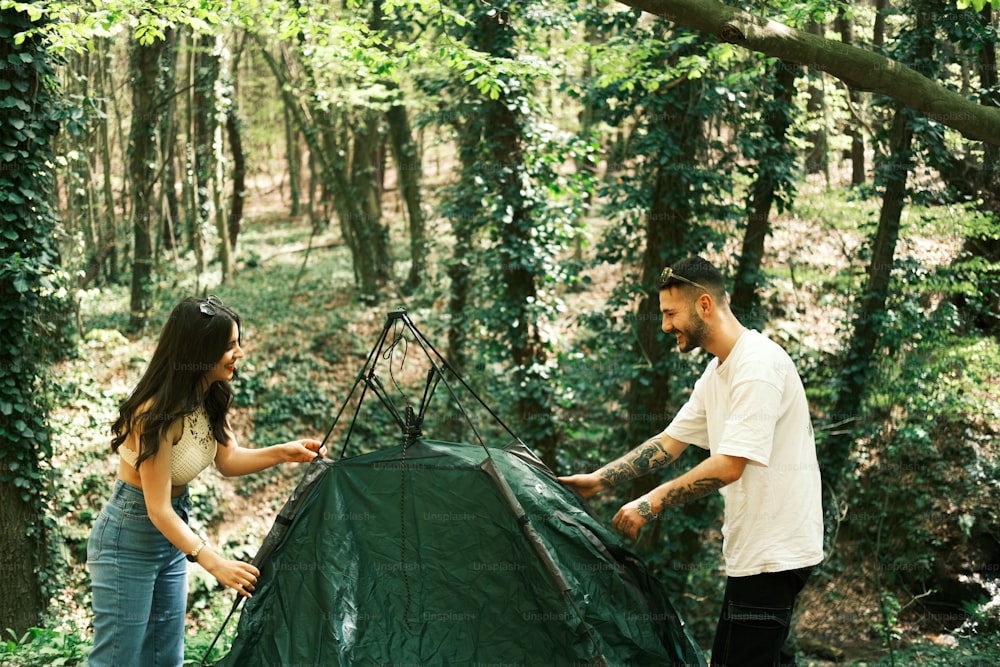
[612,499,648,540]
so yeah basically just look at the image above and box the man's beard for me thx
[676,317,708,352]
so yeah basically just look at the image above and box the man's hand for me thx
[612,498,650,540]
[557,472,606,499]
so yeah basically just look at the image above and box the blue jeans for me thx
[87,479,191,667]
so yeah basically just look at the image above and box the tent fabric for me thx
[214,438,706,666]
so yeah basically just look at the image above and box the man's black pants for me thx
[710,566,814,667]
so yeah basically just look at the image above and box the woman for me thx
[87,295,325,667]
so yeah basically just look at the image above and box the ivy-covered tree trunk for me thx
[128,36,165,330]
[0,9,64,633]
[622,69,709,556]
[192,33,233,283]
[351,112,392,297]
[957,5,1000,336]
[443,117,485,378]
[826,5,936,489]
[439,1,564,465]
[732,59,798,328]
[470,6,560,469]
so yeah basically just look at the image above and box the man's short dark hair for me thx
[657,257,727,299]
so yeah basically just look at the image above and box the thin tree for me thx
[372,0,427,291]
[127,35,166,330]
[731,59,799,328]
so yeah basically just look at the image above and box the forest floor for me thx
[40,172,999,666]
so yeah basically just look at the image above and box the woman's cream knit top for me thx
[119,405,218,485]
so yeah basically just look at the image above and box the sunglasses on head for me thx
[658,267,710,293]
[199,295,224,317]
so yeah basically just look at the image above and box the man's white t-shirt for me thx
[664,330,824,577]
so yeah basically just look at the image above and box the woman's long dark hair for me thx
[111,296,242,468]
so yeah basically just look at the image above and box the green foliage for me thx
[0,0,227,51]
[0,626,89,666]
[825,209,1000,640]
[5,0,998,660]
[956,0,1000,11]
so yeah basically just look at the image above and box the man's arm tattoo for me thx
[660,477,726,511]
[599,438,675,487]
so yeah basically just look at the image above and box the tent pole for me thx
[481,457,611,666]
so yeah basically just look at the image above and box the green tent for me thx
[210,311,706,666]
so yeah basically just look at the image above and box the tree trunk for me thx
[803,21,829,179]
[182,31,201,266]
[955,5,1000,335]
[615,0,1000,144]
[386,101,427,292]
[873,0,887,49]
[192,33,220,276]
[836,7,866,186]
[127,37,165,330]
[445,122,483,378]
[0,483,44,633]
[732,60,798,328]
[450,5,560,469]
[226,109,246,250]
[226,36,247,251]
[158,29,180,253]
[255,33,391,300]
[826,6,936,488]
[446,233,472,375]
[826,105,914,485]
[0,9,60,632]
[349,112,392,298]
[96,38,120,282]
[622,71,705,556]
[284,103,302,218]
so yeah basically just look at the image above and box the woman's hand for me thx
[557,472,606,499]
[283,439,326,462]
[201,551,261,598]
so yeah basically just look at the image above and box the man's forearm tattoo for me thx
[660,477,726,511]
[599,438,675,487]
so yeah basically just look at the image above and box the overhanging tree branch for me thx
[617,0,1000,146]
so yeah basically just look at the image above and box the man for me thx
[559,256,823,667]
